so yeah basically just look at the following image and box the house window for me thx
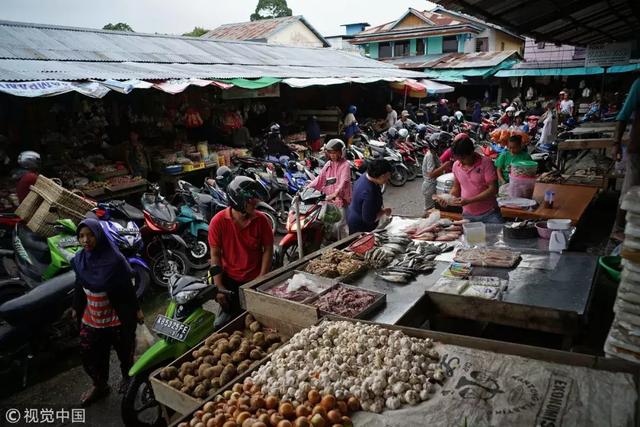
[416,39,425,55]
[475,37,488,52]
[394,41,410,57]
[442,36,458,53]
[379,42,392,58]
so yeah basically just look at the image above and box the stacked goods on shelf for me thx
[606,186,640,363]
[15,175,95,236]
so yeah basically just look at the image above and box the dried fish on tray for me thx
[454,248,521,268]
[311,284,385,318]
[305,249,367,281]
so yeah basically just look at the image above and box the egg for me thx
[265,396,279,410]
[294,405,309,418]
[307,390,320,405]
[278,402,295,420]
[293,417,310,427]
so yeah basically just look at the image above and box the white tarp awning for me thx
[0,80,110,98]
[419,79,455,94]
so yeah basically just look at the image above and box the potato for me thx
[249,321,261,332]
[249,349,264,360]
[210,378,221,389]
[211,365,224,377]
[194,384,207,398]
[252,332,265,347]
[180,386,191,395]
[192,349,201,359]
[229,336,242,350]
[160,366,178,381]
[205,333,228,347]
[200,347,213,357]
[265,333,280,346]
[201,378,211,389]
[220,353,232,365]
[220,371,234,385]
[203,355,217,365]
[244,314,255,328]
[168,379,183,389]
[232,350,248,364]
[184,375,196,388]
[237,360,251,374]
[267,343,280,353]
[198,363,213,377]
[213,348,223,359]
[232,330,243,338]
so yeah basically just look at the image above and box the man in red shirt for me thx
[208,176,273,327]
[15,151,40,203]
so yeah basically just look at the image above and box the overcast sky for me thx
[2,0,436,37]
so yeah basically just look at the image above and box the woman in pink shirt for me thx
[447,134,503,223]
[308,139,352,237]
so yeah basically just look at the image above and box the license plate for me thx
[58,237,79,248]
[152,315,190,342]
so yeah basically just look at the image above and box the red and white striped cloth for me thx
[82,288,121,328]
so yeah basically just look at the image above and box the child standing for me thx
[495,134,532,186]
[422,147,453,216]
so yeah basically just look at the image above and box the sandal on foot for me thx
[80,385,110,407]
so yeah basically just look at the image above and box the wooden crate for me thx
[240,235,361,330]
[15,191,42,221]
[149,311,300,416]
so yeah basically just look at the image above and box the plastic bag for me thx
[135,323,156,357]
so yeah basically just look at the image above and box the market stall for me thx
[240,216,595,348]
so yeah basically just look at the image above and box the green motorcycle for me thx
[121,274,230,427]
[11,219,82,291]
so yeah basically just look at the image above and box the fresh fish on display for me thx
[376,270,413,284]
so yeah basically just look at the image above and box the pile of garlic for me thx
[249,321,445,413]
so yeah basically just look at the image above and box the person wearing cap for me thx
[308,139,352,238]
[446,133,503,223]
[394,110,416,130]
[208,176,274,327]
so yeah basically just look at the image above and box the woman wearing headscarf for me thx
[70,219,143,406]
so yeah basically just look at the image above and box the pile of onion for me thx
[177,380,360,427]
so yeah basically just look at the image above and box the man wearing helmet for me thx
[16,150,41,203]
[308,139,352,238]
[208,176,274,327]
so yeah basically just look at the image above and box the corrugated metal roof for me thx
[0,59,425,81]
[0,20,356,65]
[431,0,640,46]
[431,50,519,69]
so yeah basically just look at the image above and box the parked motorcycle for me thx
[274,187,333,267]
[121,275,232,427]
[90,200,150,299]
[173,181,211,270]
[362,137,409,187]
[140,184,192,288]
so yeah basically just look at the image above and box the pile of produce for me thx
[311,286,378,318]
[454,248,521,268]
[178,381,360,427]
[158,314,283,400]
[305,250,366,279]
[250,321,445,413]
[106,175,146,190]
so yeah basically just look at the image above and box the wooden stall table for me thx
[501,182,598,225]
[439,183,598,226]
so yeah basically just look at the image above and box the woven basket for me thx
[31,175,95,218]
[15,191,43,222]
[26,199,89,237]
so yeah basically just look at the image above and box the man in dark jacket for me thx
[347,160,393,233]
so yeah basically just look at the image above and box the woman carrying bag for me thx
[70,218,144,406]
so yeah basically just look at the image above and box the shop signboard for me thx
[221,84,280,100]
[585,42,631,67]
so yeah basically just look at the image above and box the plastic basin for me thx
[535,221,552,239]
[599,256,621,282]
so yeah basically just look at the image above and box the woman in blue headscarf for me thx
[70,218,143,406]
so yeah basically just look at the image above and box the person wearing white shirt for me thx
[385,104,397,129]
[457,96,468,112]
[559,93,574,117]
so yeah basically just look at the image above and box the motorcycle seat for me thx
[120,203,144,222]
[0,270,76,326]
[16,223,50,262]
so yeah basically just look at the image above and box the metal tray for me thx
[257,270,337,304]
[310,283,386,319]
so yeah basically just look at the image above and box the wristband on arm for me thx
[208,265,222,280]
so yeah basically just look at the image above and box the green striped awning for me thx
[216,77,282,89]
[495,67,605,77]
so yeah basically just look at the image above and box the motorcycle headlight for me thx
[175,290,199,305]
[157,220,177,231]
